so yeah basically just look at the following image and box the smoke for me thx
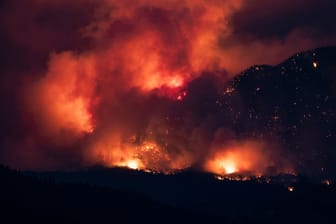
[0,0,335,174]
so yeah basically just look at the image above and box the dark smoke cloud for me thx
[231,0,336,41]
[218,0,336,71]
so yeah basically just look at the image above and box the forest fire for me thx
[86,137,293,179]
[90,137,193,174]
[10,0,283,175]
[2,0,334,184]
[119,159,142,170]
[2,2,336,222]
[203,140,295,179]
[204,141,269,176]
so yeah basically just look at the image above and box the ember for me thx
[288,186,295,192]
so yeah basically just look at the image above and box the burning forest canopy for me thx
[0,0,336,179]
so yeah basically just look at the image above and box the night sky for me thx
[0,0,336,179]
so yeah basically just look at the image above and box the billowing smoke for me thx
[0,0,335,176]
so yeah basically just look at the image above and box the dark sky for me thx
[231,0,336,41]
[1,0,335,74]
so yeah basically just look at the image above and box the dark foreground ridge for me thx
[1,165,336,224]
[0,165,222,224]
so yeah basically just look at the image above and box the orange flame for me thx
[204,141,276,176]
[118,159,143,170]
[89,133,193,173]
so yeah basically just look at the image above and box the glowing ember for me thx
[322,179,331,186]
[215,175,225,181]
[224,87,235,95]
[288,186,295,192]
[312,61,318,68]
[176,91,188,101]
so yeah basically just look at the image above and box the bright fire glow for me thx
[91,137,193,174]
[125,159,141,170]
[167,76,184,88]
[219,160,237,174]
[204,141,274,176]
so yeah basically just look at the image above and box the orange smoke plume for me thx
[11,0,300,174]
[26,52,97,136]
[22,0,246,166]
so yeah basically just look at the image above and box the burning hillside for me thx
[0,0,335,181]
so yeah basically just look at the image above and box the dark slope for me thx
[0,165,223,224]
[2,165,336,224]
[214,46,336,177]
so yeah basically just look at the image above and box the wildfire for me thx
[118,159,143,170]
[219,160,237,174]
[167,76,185,89]
[88,134,294,178]
[22,0,244,139]
[16,0,300,178]
[204,141,276,176]
[91,136,192,174]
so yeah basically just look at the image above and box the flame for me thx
[205,141,294,177]
[120,159,142,170]
[204,141,273,176]
[220,160,237,174]
[167,76,185,89]
[127,160,139,169]
[90,134,193,173]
